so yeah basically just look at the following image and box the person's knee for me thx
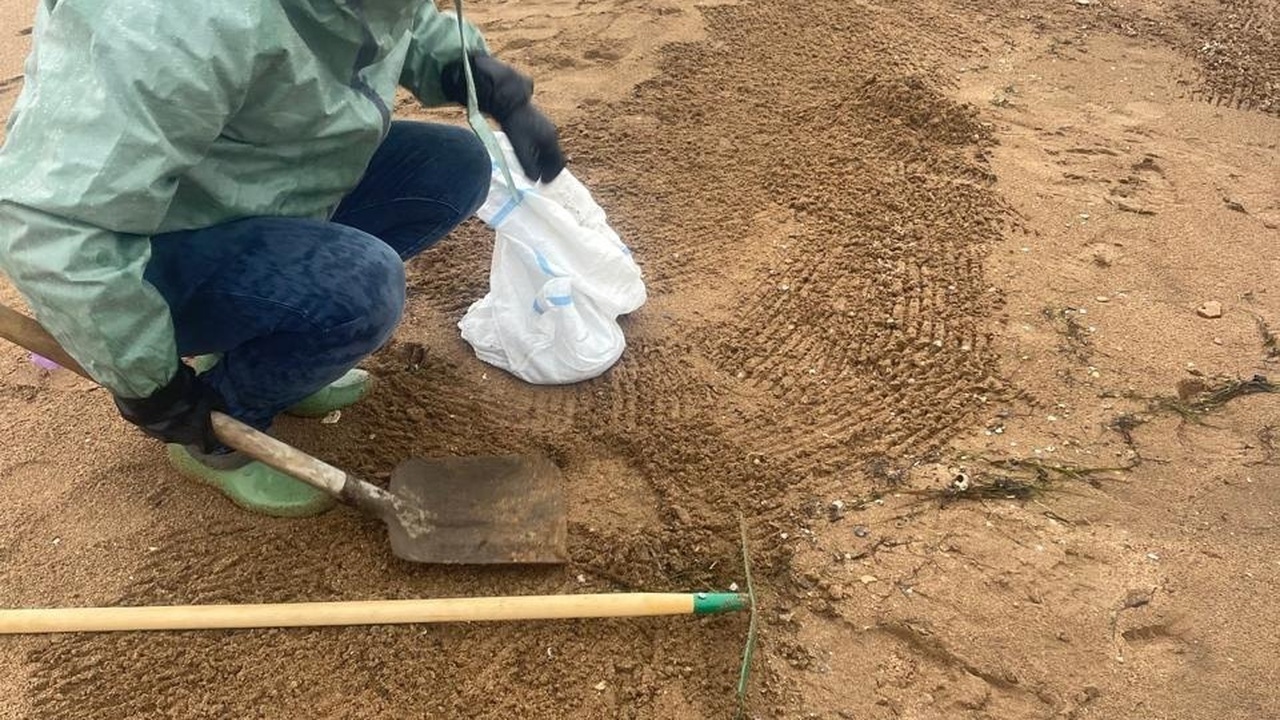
[358,240,406,346]
[451,128,492,218]
[329,230,405,351]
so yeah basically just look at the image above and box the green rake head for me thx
[736,514,759,719]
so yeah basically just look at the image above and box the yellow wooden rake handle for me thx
[0,593,749,634]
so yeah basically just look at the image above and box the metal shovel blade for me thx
[384,454,568,564]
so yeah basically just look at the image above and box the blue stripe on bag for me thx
[489,192,524,227]
[534,250,562,277]
[532,295,571,315]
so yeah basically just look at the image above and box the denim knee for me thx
[359,241,407,350]
[329,230,406,354]
[450,126,492,218]
[389,122,491,220]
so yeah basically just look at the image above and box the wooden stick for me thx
[0,302,360,502]
[0,593,746,635]
[211,413,350,497]
[0,302,90,378]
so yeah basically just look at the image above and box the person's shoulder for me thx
[70,0,270,41]
[141,0,274,36]
[144,0,272,54]
[190,0,272,32]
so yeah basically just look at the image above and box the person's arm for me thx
[399,4,566,183]
[399,4,490,108]
[0,0,255,399]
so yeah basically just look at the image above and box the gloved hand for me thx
[442,54,566,183]
[114,363,225,453]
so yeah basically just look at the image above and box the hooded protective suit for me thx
[0,0,488,398]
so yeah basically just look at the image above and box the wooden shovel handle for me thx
[209,414,347,496]
[0,302,349,499]
[0,301,86,377]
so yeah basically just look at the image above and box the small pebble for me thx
[594,681,607,691]
[1197,301,1223,319]
[729,582,740,592]
[853,525,870,538]
[859,575,879,585]
[321,410,342,424]
[1124,589,1152,608]
[1095,296,1110,303]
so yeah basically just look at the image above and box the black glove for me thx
[498,104,566,185]
[114,363,224,453]
[441,54,566,183]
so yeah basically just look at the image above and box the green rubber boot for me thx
[166,445,335,517]
[187,355,373,418]
[285,368,374,418]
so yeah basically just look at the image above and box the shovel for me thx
[0,302,568,565]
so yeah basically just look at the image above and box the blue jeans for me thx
[144,122,490,430]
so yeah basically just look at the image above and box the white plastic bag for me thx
[458,132,646,384]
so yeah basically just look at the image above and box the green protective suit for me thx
[0,0,488,398]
